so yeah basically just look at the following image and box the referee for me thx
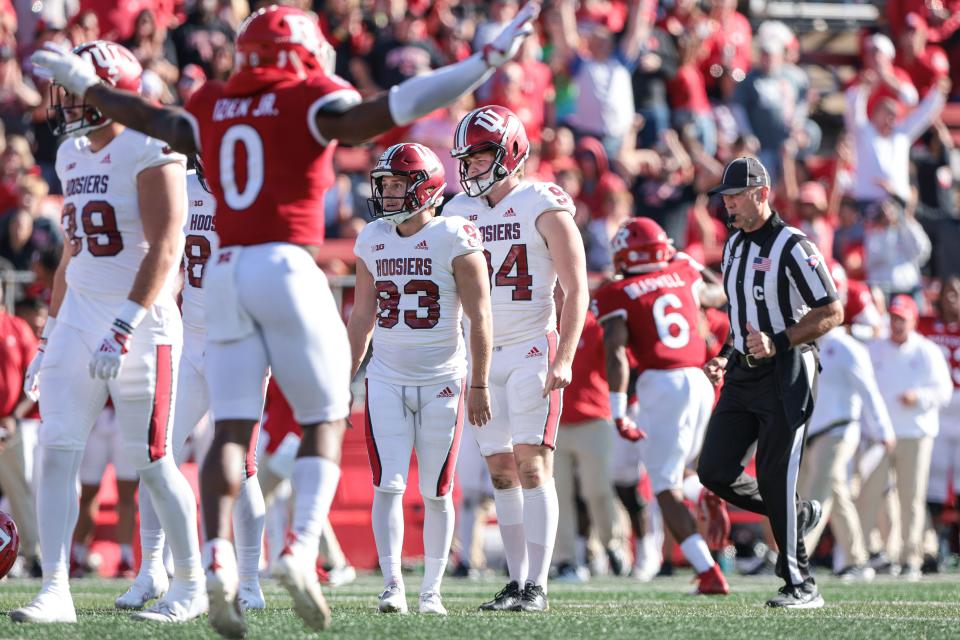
[697,157,844,609]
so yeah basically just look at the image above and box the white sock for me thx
[137,484,166,578]
[233,473,266,582]
[290,457,341,564]
[421,494,454,594]
[493,486,527,585]
[266,479,292,566]
[37,447,83,587]
[119,544,134,566]
[522,479,558,589]
[680,533,715,573]
[457,496,477,566]
[139,457,202,580]
[202,537,237,577]
[682,474,705,503]
[372,489,404,587]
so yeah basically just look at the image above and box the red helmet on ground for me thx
[0,510,19,579]
[611,217,676,274]
[236,5,334,77]
[451,105,530,197]
[50,40,142,137]
[368,143,447,225]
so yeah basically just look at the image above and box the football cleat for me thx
[518,583,548,612]
[115,571,169,610]
[378,583,408,614]
[237,580,265,611]
[132,579,208,623]
[418,592,446,615]
[273,548,332,630]
[10,585,77,624]
[327,565,357,587]
[205,541,246,639]
[765,583,824,609]
[479,581,522,612]
[694,564,730,595]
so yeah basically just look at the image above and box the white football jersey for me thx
[443,181,575,347]
[181,170,218,332]
[55,129,186,335]
[354,215,482,384]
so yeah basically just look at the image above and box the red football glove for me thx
[698,489,731,549]
[615,416,646,442]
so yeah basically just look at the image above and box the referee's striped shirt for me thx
[721,212,838,355]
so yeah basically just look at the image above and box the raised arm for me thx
[314,2,539,145]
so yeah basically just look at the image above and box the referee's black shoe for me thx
[798,499,823,537]
[479,581,523,611]
[518,583,549,612]
[765,582,824,609]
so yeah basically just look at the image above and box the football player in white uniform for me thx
[444,106,589,611]
[348,143,492,615]
[14,41,204,624]
[116,162,267,612]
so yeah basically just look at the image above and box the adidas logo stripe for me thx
[415,240,429,250]
[437,386,454,398]
[525,346,542,358]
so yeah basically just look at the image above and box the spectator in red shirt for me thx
[699,0,752,95]
[553,311,624,581]
[667,32,716,156]
[856,33,919,120]
[888,0,960,45]
[0,284,40,574]
[896,13,951,95]
[575,136,627,221]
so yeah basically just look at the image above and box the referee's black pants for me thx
[697,356,815,587]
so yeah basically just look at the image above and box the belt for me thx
[732,351,774,369]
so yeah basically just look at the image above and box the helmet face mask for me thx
[452,106,529,197]
[368,143,446,226]
[48,40,143,138]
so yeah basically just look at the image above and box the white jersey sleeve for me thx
[56,129,186,339]
[181,171,219,331]
[445,181,574,347]
[356,217,471,385]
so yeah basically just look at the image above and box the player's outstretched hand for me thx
[615,416,646,442]
[468,387,492,427]
[542,358,572,398]
[30,42,100,96]
[482,1,541,68]
[703,356,727,385]
[89,321,133,380]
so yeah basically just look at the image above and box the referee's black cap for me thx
[708,157,771,195]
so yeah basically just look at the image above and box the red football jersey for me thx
[185,72,361,247]
[593,257,706,373]
[918,317,960,391]
[560,311,610,425]
[263,379,302,455]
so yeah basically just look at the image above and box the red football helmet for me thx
[50,40,142,137]
[368,143,447,225]
[0,510,19,579]
[611,217,676,274]
[236,6,334,77]
[451,105,530,197]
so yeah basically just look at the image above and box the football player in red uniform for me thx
[32,4,539,637]
[594,218,730,595]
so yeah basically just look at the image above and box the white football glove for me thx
[30,42,99,96]
[482,1,540,68]
[23,317,55,402]
[89,301,147,380]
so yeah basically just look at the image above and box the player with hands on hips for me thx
[348,143,492,616]
[32,5,537,636]
[11,40,205,625]
[443,105,589,613]
[594,218,730,595]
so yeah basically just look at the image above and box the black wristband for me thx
[773,331,791,354]
[470,385,488,389]
[719,344,735,359]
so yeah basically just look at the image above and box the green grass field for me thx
[1,574,958,639]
